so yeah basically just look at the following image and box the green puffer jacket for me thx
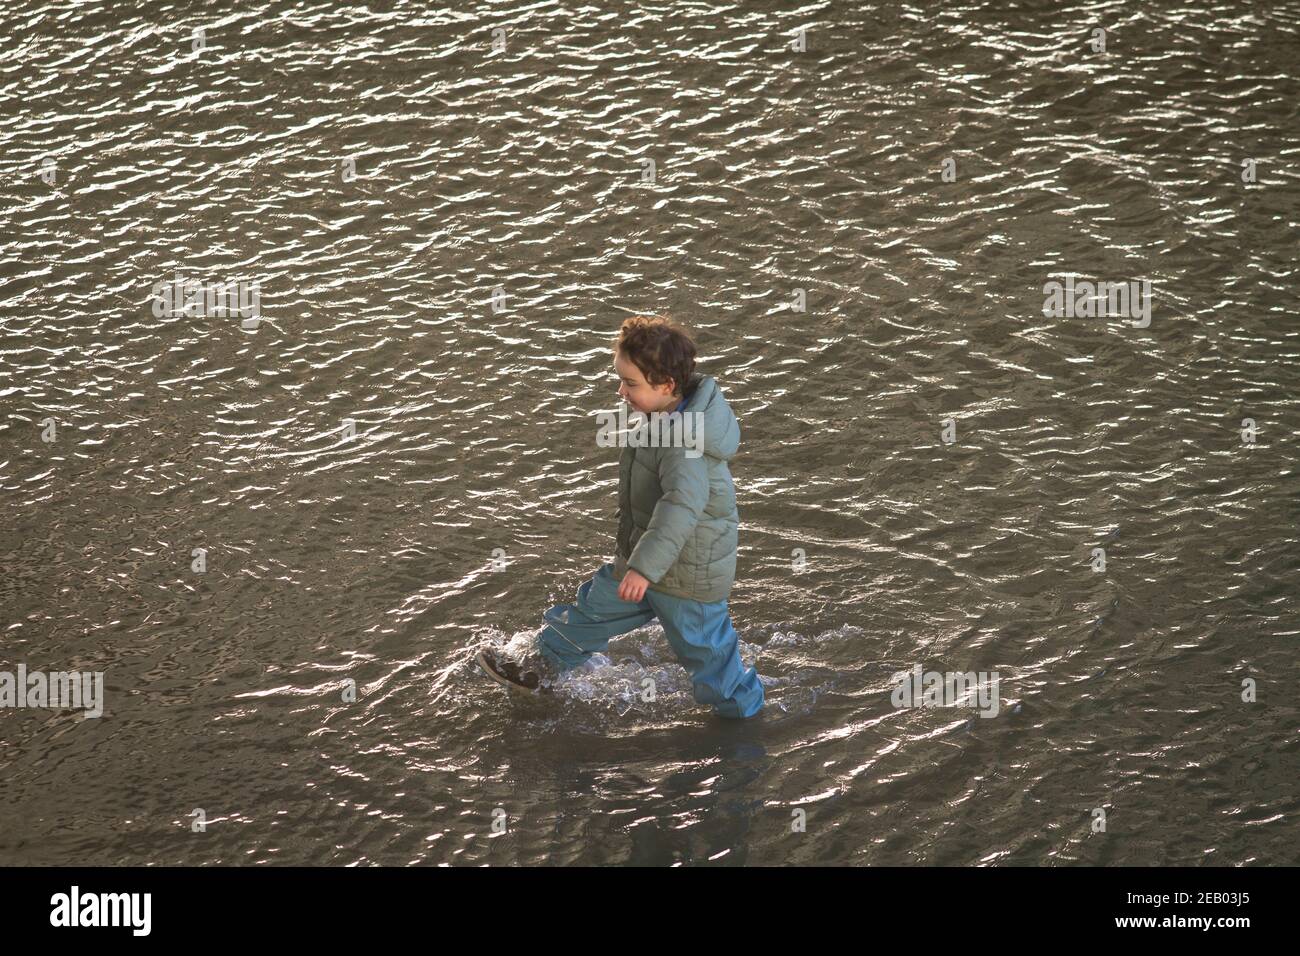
[613,373,741,603]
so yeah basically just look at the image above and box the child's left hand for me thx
[618,569,651,603]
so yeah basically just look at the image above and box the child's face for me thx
[614,350,677,414]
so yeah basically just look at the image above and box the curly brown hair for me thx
[613,315,697,397]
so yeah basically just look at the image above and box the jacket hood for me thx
[681,373,739,462]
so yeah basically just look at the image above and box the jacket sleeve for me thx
[627,447,709,583]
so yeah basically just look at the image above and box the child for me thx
[478,315,765,719]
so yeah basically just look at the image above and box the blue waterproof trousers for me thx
[536,563,765,719]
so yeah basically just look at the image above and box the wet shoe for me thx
[476,649,553,695]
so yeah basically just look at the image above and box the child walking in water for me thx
[478,315,765,718]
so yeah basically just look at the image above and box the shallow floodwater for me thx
[1,0,1297,865]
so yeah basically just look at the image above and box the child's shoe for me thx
[476,648,554,695]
